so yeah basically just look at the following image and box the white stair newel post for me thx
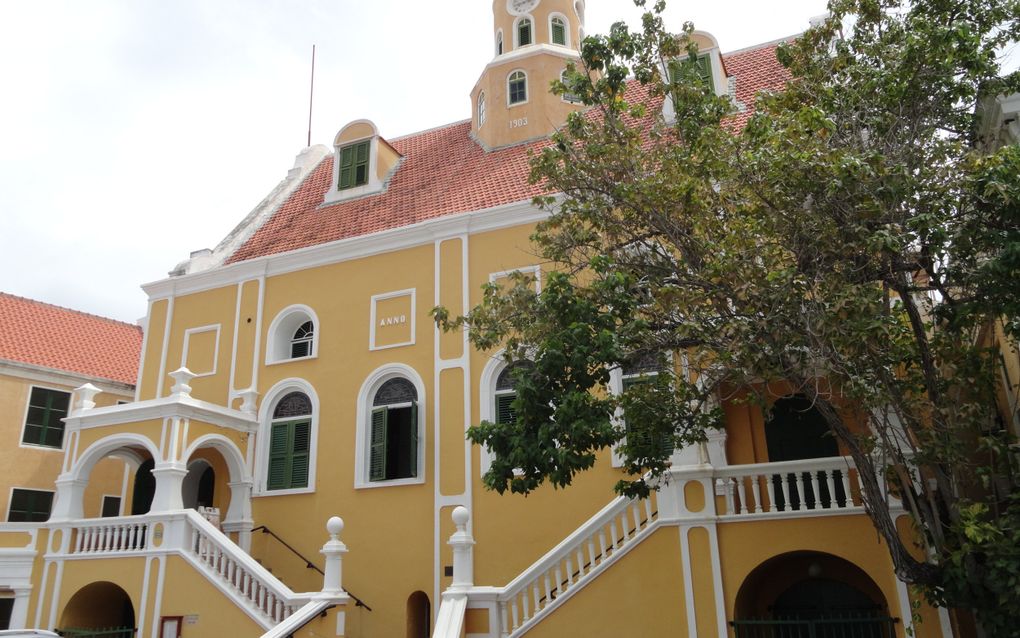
[320,516,347,594]
[448,506,475,589]
[73,383,102,412]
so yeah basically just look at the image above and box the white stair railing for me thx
[71,517,150,554]
[715,456,861,516]
[496,490,659,637]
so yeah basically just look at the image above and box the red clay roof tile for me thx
[0,293,142,386]
[227,39,792,265]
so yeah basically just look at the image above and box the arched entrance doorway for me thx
[182,459,215,510]
[59,581,135,637]
[733,551,897,637]
[131,459,155,515]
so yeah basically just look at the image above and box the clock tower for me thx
[470,0,587,149]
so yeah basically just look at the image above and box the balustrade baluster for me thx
[598,529,607,557]
[809,471,822,509]
[75,527,84,553]
[532,582,540,613]
[555,565,563,595]
[510,599,520,630]
[765,474,777,512]
[824,470,837,509]
[644,496,654,523]
[576,548,585,578]
[522,591,531,621]
[620,512,631,541]
[587,538,597,568]
[565,556,574,585]
[793,472,806,510]
[724,478,736,514]
[780,473,791,511]
[750,476,763,513]
[543,574,552,604]
[737,476,749,514]
[610,521,619,550]
[631,502,642,533]
[841,470,853,507]
[499,602,509,637]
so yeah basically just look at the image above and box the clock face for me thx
[507,0,540,16]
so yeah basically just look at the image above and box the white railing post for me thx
[448,506,475,590]
[73,383,102,411]
[320,516,347,595]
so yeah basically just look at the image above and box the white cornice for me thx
[142,199,551,300]
[474,43,581,90]
[0,360,135,396]
[65,394,257,432]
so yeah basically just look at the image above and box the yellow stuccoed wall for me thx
[0,372,131,521]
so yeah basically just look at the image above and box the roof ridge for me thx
[389,118,472,142]
[0,292,141,331]
[723,32,801,57]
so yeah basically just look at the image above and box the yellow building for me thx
[0,2,973,637]
[0,292,141,629]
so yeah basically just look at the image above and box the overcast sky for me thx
[1,0,853,323]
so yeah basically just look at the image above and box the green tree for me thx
[435,0,1020,632]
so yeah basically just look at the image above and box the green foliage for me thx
[435,0,1020,630]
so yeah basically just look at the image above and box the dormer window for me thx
[324,119,401,205]
[669,53,715,93]
[508,71,528,105]
[516,17,532,47]
[338,140,370,190]
[550,16,567,46]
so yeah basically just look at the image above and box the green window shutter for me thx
[339,145,355,189]
[290,420,311,488]
[519,20,531,46]
[354,141,370,186]
[8,489,53,523]
[267,422,290,490]
[552,20,565,45]
[407,403,419,477]
[495,393,516,425]
[369,407,388,481]
[23,388,69,448]
[621,376,672,455]
[696,54,714,90]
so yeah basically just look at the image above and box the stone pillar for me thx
[448,506,475,589]
[49,475,88,521]
[321,517,348,595]
[149,463,188,512]
[223,480,255,551]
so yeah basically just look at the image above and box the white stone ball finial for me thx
[452,505,470,529]
[327,516,344,539]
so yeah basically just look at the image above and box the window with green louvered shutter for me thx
[622,372,673,457]
[267,419,310,490]
[495,393,516,425]
[338,140,371,191]
[551,17,566,45]
[407,403,418,477]
[370,407,388,481]
[668,53,715,93]
[22,387,70,448]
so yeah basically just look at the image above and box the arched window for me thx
[290,321,314,358]
[508,71,528,105]
[574,1,585,23]
[516,17,532,47]
[619,353,673,456]
[494,362,531,426]
[496,30,504,55]
[478,92,486,128]
[550,16,567,46]
[266,305,318,363]
[765,395,844,509]
[369,378,419,482]
[267,392,311,490]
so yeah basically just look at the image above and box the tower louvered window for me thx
[369,378,419,482]
[517,18,532,47]
[290,320,314,358]
[551,17,566,45]
[267,392,312,490]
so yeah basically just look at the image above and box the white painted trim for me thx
[5,486,55,522]
[324,122,386,205]
[155,296,175,398]
[477,352,508,477]
[265,303,321,364]
[495,29,504,57]
[253,378,320,496]
[149,555,167,638]
[0,360,133,397]
[182,433,250,489]
[477,91,487,128]
[65,395,257,433]
[512,14,535,49]
[100,493,123,517]
[488,264,542,291]
[506,68,530,108]
[547,12,570,47]
[135,298,153,401]
[679,526,698,637]
[228,282,244,406]
[142,200,549,300]
[181,324,221,378]
[354,363,427,489]
[369,288,417,351]
[17,384,72,452]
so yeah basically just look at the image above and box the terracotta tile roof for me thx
[227,38,792,264]
[0,293,142,386]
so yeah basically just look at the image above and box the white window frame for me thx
[513,15,535,49]
[324,120,387,205]
[478,91,487,128]
[548,13,570,47]
[496,29,504,56]
[609,353,672,467]
[100,493,123,517]
[181,324,221,378]
[369,288,416,351]
[19,384,71,452]
[265,304,320,365]
[253,379,320,496]
[354,364,427,489]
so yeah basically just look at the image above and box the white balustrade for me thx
[716,456,862,517]
[71,517,150,554]
[496,491,659,637]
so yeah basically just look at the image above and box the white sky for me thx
[0,0,835,323]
